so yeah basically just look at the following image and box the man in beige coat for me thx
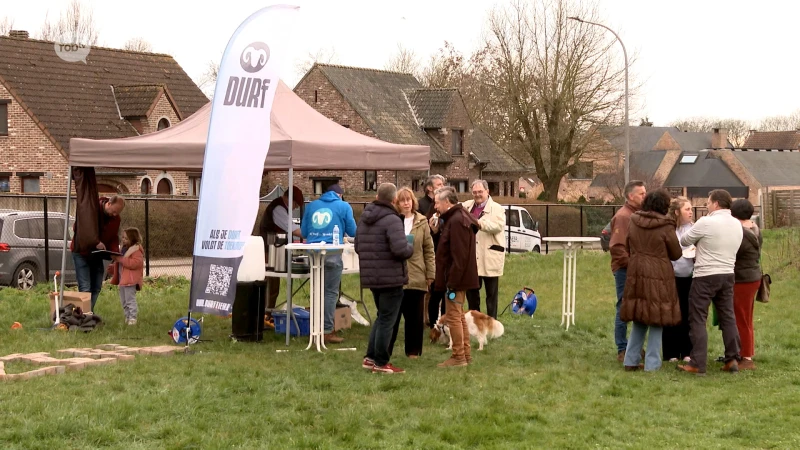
[462,180,506,318]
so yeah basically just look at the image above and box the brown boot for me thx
[324,333,344,344]
[617,350,625,363]
[721,359,739,373]
[738,359,756,370]
[437,357,468,368]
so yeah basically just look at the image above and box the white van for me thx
[504,206,542,253]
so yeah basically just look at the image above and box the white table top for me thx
[543,237,601,243]
[286,243,349,251]
[265,268,359,278]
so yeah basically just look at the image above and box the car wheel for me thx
[13,263,38,290]
[532,245,541,254]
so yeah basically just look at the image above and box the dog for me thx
[429,310,504,350]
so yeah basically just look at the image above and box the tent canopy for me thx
[68,81,430,171]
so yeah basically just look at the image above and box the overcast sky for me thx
[5,0,799,126]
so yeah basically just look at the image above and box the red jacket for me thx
[109,244,144,289]
[434,204,480,292]
[71,197,121,256]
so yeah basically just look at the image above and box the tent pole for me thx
[56,166,73,326]
[285,168,294,345]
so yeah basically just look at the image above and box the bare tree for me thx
[758,110,800,132]
[123,37,153,52]
[198,60,220,99]
[384,43,421,75]
[294,46,338,78]
[478,0,630,202]
[670,117,752,147]
[0,17,14,36]
[419,41,465,88]
[37,0,99,45]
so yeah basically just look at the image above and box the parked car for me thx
[0,210,76,290]
[504,206,542,253]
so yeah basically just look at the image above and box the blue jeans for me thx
[614,269,629,353]
[624,322,663,371]
[323,254,343,333]
[366,286,404,367]
[73,252,105,310]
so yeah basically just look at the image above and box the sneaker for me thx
[372,363,405,374]
[126,319,137,325]
[437,357,468,368]
[362,357,375,369]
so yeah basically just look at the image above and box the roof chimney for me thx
[9,30,29,39]
[711,127,729,149]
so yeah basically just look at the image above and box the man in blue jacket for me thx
[301,183,357,343]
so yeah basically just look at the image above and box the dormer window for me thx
[157,117,171,130]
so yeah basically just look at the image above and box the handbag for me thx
[756,273,771,303]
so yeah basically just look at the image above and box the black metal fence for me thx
[0,194,763,289]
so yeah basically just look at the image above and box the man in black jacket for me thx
[417,174,445,216]
[417,174,446,329]
[355,183,414,374]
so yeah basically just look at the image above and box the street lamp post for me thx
[568,16,629,185]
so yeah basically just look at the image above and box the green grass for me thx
[1,230,799,449]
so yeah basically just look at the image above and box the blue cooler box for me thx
[273,307,311,336]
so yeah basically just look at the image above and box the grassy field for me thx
[0,229,799,449]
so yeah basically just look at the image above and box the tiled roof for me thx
[314,64,451,163]
[590,151,667,187]
[741,131,800,150]
[114,84,164,118]
[664,151,745,188]
[470,128,527,174]
[600,126,730,152]
[0,36,209,154]
[731,150,800,185]
[406,88,456,129]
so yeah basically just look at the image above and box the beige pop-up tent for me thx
[69,81,430,170]
[61,81,430,337]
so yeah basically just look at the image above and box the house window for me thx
[140,178,151,195]
[157,118,171,130]
[364,171,377,191]
[21,177,40,193]
[0,174,9,192]
[451,129,463,156]
[314,90,318,103]
[156,178,173,195]
[452,179,468,193]
[488,182,500,196]
[0,100,9,136]
[667,187,683,197]
[412,179,421,192]
[680,154,698,164]
[569,162,593,180]
[189,176,201,196]
[311,177,341,195]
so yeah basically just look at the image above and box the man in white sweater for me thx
[677,189,743,375]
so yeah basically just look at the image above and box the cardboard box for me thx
[334,305,351,331]
[49,291,92,319]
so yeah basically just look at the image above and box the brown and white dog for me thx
[429,310,504,350]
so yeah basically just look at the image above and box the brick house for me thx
[583,126,733,202]
[275,64,527,197]
[0,32,208,196]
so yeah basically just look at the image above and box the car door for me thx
[46,217,76,283]
[520,209,542,253]
[504,208,524,253]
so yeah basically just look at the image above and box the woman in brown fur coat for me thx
[620,189,683,371]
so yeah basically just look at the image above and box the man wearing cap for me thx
[301,183,357,343]
[259,186,304,319]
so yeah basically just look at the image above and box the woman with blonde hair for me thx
[389,187,435,358]
[662,196,694,362]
